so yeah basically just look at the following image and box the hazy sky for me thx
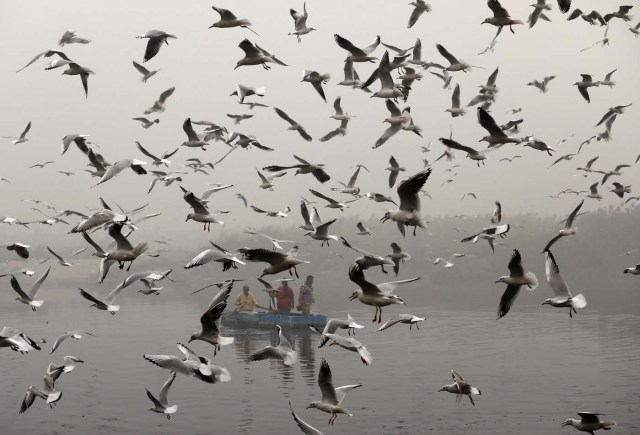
[1,0,639,244]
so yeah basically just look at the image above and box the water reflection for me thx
[227,325,318,388]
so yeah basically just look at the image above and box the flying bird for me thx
[495,249,538,319]
[137,30,177,62]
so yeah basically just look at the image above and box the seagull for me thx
[299,201,322,231]
[366,192,397,206]
[348,263,420,323]
[48,356,84,375]
[430,70,452,89]
[331,166,361,196]
[235,193,248,207]
[371,52,406,100]
[495,249,538,319]
[436,43,471,72]
[77,284,128,315]
[92,158,147,187]
[567,9,606,26]
[527,75,556,93]
[341,237,394,273]
[144,87,175,114]
[99,222,148,279]
[374,99,411,148]
[132,117,160,129]
[542,200,584,252]
[60,133,90,155]
[189,282,234,354]
[29,160,54,169]
[0,327,41,354]
[239,247,309,278]
[483,0,524,34]
[604,5,633,22]
[355,222,373,235]
[251,205,291,218]
[136,142,178,167]
[146,372,178,419]
[597,164,630,184]
[477,107,522,145]
[433,253,465,268]
[19,376,62,414]
[586,183,603,200]
[289,402,324,435]
[386,155,405,188]
[132,60,159,83]
[16,49,72,72]
[558,0,571,13]
[144,343,230,384]
[52,62,94,98]
[595,104,632,127]
[305,218,338,246]
[58,30,90,46]
[301,70,330,103]
[440,137,491,166]
[628,20,640,36]
[274,107,312,141]
[338,57,364,88]
[115,269,174,292]
[438,369,481,406]
[46,246,86,266]
[561,412,616,433]
[611,182,632,198]
[309,189,355,211]
[289,2,316,42]
[445,84,465,117]
[307,358,362,425]
[246,325,297,366]
[231,83,266,103]
[50,330,94,354]
[181,186,223,231]
[137,30,177,62]
[623,264,640,275]
[311,315,364,347]
[529,1,552,28]
[574,74,599,103]
[226,113,253,125]
[5,242,30,259]
[386,243,411,276]
[376,314,425,331]
[9,267,50,311]
[542,250,587,317]
[522,137,556,156]
[256,168,285,190]
[380,168,432,237]
[333,34,379,63]
[408,1,431,28]
[235,39,286,69]
[4,121,32,144]
[210,6,257,34]
[243,229,294,250]
[264,155,330,183]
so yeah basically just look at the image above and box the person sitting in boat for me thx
[297,275,315,315]
[235,285,261,313]
[275,280,295,315]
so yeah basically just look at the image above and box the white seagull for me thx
[542,250,587,317]
[495,249,538,319]
[307,358,362,425]
[246,324,298,366]
[9,267,51,311]
[146,372,178,419]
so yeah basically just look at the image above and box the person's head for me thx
[243,285,250,295]
[305,275,314,286]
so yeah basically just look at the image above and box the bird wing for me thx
[143,37,164,62]
[274,107,296,126]
[318,359,339,404]
[145,389,163,409]
[107,224,135,251]
[477,107,504,137]
[311,81,327,103]
[136,141,159,161]
[28,266,51,299]
[408,4,427,28]
[334,34,366,57]
[182,118,200,142]
[309,189,337,205]
[347,167,360,188]
[335,384,362,405]
[577,412,604,424]
[436,43,459,65]
[183,191,210,215]
[542,234,563,253]
[376,315,404,331]
[508,249,525,277]
[565,199,584,228]
[377,276,420,294]
[143,354,193,376]
[289,402,324,435]
[77,288,105,306]
[397,168,431,212]
[200,301,226,336]
[488,0,510,18]
[440,138,478,156]
[385,99,401,117]
[297,126,313,142]
[451,84,461,108]
[46,246,66,263]
[314,219,337,236]
[497,283,521,319]
[300,201,311,226]
[242,248,287,266]
[374,123,401,149]
[577,86,591,103]
[132,60,150,75]
[545,250,571,298]
[19,122,32,139]
[10,275,30,300]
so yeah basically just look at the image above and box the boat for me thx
[223,310,327,328]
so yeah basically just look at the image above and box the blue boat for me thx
[223,311,327,328]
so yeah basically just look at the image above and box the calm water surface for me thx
[1,292,639,434]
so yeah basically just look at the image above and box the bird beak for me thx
[348,294,356,301]
[494,280,500,283]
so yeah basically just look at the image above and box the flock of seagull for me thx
[2,0,639,433]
